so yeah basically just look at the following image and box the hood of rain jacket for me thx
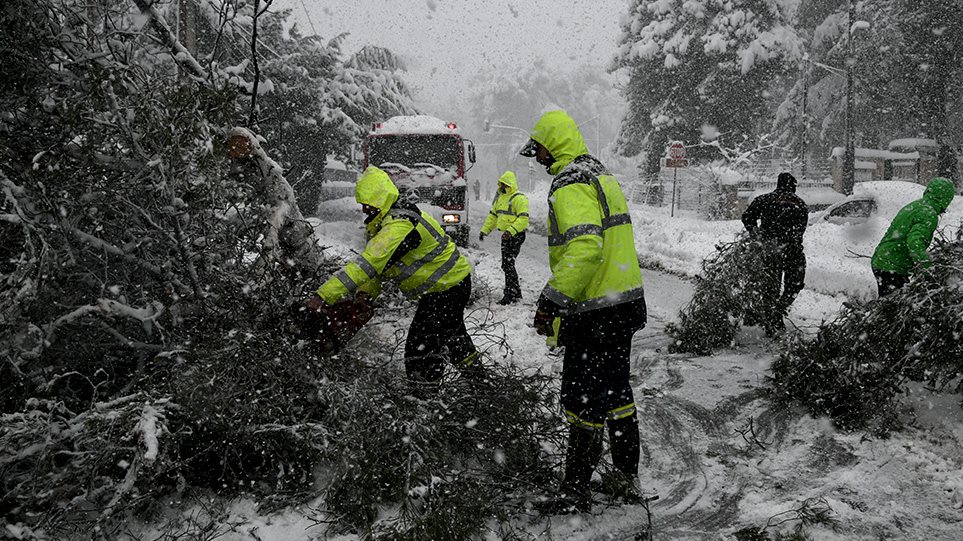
[528,110,591,176]
[498,170,518,194]
[355,166,399,227]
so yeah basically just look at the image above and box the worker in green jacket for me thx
[520,110,648,513]
[871,177,956,296]
[479,170,530,304]
[307,166,479,384]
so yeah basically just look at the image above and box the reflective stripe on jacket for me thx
[529,110,644,315]
[481,171,529,236]
[317,166,471,304]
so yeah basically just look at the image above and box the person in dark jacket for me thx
[741,172,809,333]
[871,177,956,296]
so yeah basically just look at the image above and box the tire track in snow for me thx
[600,368,789,539]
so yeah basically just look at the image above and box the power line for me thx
[299,0,318,35]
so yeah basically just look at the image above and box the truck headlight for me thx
[442,214,460,224]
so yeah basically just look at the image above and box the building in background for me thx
[830,138,940,191]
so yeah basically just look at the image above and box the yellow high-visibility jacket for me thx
[317,167,471,304]
[481,170,529,236]
[529,110,644,315]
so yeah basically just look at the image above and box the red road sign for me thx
[668,141,686,160]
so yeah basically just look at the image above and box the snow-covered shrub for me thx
[0,396,175,535]
[318,361,561,536]
[771,231,963,432]
[0,1,332,534]
[666,238,783,354]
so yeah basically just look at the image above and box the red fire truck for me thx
[364,116,476,246]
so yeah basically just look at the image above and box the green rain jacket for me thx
[317,167,472,304]
[871,177,956,275]
[529,110,645,315]
[481,170,530,236]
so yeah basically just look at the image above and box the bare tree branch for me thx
[129,0,208,81]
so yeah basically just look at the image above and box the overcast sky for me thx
[277,0,628,114]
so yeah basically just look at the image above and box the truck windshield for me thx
[368,135,459,170]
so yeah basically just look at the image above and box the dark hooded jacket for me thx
[741,173,808,249]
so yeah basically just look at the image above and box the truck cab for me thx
[364,116,476,246]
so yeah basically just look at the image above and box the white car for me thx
[800,180,961,299]
[808,181,926,226]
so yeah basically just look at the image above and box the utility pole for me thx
[842,0,856,195]
[801,59,810,182]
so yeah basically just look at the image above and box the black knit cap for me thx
[777,172,797,192]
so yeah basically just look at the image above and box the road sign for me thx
[665,158,688,168]
[668,141,686,160]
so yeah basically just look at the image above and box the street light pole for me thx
[483,119,534,191]
[800,56,810,182]
[577,114,603,160]
[801,56,849,190]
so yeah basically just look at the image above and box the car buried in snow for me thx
[363,115,477,247]
[809,181,927,226]
[806,180,963,245]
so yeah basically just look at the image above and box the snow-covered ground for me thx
[131,195,963,540]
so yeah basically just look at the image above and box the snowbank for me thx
[632,182,963,303]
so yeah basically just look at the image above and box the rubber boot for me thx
[609,413,640,475]
[599,413,643,503]
[554,425,602,512]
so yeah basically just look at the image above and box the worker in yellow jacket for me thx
[307,166,479,384]
[479,170,529,304]
[520,110,648,513]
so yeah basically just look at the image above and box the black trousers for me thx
[873,269,909,297]
[404,275,478,383]
[760,245,806,317]
[560,307,638,427]
[500,231,525,300]
[559,299,646,487]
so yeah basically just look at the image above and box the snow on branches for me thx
[616,0,803,73]
[772,231,963,432]
[613,0,802,169]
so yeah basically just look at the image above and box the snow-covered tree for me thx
[774,1,914,157]
[771,0,962,181]
[613,0,804,172]
[180,3,417,212]
[0,0,410,533]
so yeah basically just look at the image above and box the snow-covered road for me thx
[464,213,963,541]
[151,201,963,540]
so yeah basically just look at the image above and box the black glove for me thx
[533,291,563,336]
[533,309,554,336]
[294,293,328,340]
[502,231,512,241]
[479,232,486,241]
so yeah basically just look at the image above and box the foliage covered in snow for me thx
[613,0,803,170]
[665,238,785,354]
[772,231,963,432]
